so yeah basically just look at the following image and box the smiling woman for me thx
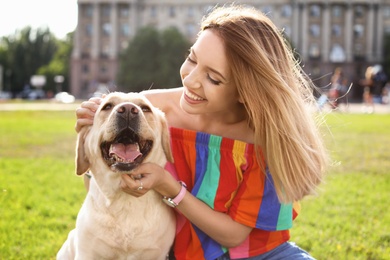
[0,0,77,39]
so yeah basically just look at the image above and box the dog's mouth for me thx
[100,128,153,172]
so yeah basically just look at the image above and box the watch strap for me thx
[163,181,187,208]
[171,181,187,206]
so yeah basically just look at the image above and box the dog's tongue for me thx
[109,143,142,162]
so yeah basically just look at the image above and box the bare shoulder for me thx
[141,88,182,112]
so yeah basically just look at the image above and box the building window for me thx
[120,5,129,17]
[86,24,93,36]
[82,42,91,55]
[384,6,390,17]
[281,4,292,18]
[100,63,108,73]
[188,6,195,17]
[354,5,365,18]
[329,44,346,63]
[84,4,93,17]
[332,24,342,37]
[332,5,342,18]
[81,52,90,59]
[354,43,365,60]
[102,23,111,36]
[309,43,320,59]
[354,24,364,38]
[82,64,89,73]
[121,23,130,36]
[150,6,157,18]
[186,23,196,37]
[102,4,111,17]
[101,44,110,58]
[169,6,176,18]
[262,5,273,16]
[310,5,321,17]
[310,24,320,37]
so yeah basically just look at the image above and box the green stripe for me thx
[276,203,293,230]
[197,135,222,208]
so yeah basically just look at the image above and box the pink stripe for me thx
[164,161,179,180]
[229,235,250,258]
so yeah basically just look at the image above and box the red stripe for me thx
[214,138,238,212]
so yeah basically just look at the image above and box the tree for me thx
[38,32,73,94]
[117,26,190,92]
[117,27,161,92]
[159,27,191,87]
[0,27,58,96]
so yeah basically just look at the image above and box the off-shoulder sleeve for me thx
[228,154,294,231]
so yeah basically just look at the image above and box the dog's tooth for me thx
[109,147,114,157]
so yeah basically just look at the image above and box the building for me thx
[71,0,390,100]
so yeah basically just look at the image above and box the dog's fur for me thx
[57,92,175,260]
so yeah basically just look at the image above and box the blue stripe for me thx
[192,132,210,196]
[192,133,227,259]
[193,224,227,260]
[256,168,282,230]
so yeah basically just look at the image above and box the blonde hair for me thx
[201,5,329,203]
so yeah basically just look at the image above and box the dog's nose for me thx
[115,104,140,130]
[116,104,139,115]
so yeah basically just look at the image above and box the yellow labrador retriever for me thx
[57,92,175,260]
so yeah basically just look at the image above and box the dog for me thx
[57,92,176,260]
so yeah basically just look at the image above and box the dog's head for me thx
[76,92,173,175]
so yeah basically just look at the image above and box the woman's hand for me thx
[75,97,102,133]
[120,163,182,198]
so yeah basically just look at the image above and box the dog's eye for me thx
[141,105,151,112]
[102,103,113,111]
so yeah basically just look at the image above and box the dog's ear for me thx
[76,127,91,175]
[160,117,174,163]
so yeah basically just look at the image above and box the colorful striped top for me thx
[165,127,300,260]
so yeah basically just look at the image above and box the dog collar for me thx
[162,181,187,208]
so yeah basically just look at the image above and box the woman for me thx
[361,66,374,113]
[76,5,328,260]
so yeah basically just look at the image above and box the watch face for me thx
[162,197,176,208]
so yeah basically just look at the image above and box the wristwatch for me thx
[162,181,187,208]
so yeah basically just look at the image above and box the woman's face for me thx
[179,30,242,119]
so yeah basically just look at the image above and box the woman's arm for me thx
[75,98,103,190]
[121,163,252,248]
[176,185,253,247]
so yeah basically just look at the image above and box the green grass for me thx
[0,110,389,259]
[293,114,390,260]
[0,111,85,259]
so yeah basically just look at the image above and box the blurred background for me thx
[1,0,390,106]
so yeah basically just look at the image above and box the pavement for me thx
[0,101,81,111]
[0,100,389,114]
[317,102,390,114]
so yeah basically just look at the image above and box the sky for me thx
[0,0,78,39]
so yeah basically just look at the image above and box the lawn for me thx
[0,110,389,259]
